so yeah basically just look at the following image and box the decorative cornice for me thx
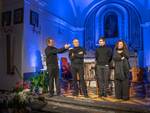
[34,0,48,7]
[24,0,48,7]
[49,15,84,32]
[24,0,84,32]
[141,22,150,27]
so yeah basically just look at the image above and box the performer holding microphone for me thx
[45,38,70,97]
[69,39,88,98]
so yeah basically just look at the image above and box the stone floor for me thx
[36,86,150,113]
[37,95,150,113]
[60,86,150,105]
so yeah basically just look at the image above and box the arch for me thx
[104,12,118,38]
[83,0,143,51]
[81,0,143,26]
[95,3,128,46]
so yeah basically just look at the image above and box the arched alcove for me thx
[84,1,142,49]
[104,12,118,38]
[95,3,128,46]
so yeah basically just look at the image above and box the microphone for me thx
[68,47,73,50]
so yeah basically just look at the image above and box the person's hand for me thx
[64,44,70,49]
[78,51,83,54]
[69,48,73,50]
[72,53,74,57]
[121,57,125,60]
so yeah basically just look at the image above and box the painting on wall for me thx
[13,8,24,24]
[30,10,39,27]
[1,11,11,26]
[104,13,118,38]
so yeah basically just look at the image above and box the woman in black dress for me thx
[113,40,130,100]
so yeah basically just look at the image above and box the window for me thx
[104,12,118,38]
[30,10,39,27]
[14,8,24,24]
[1,11,11,26]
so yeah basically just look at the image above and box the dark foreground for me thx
[30,94,150,113]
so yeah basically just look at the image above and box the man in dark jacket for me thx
[95,37,112,97]
[69,39,88,97]
[45,38,70,97]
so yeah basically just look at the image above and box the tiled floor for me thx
[61,87,150,106]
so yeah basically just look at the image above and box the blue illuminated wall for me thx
[23,0,84,74]
[83,0,145,66]
[23,0,150,75]
[1,0,150,90]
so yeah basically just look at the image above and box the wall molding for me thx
[24,0,84,33]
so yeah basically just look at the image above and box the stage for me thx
[30,85,150,113]
[31,94,150,113]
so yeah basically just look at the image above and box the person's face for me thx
[99,39,105,46]
[118,41,124,49]
[73,39,79,47]
[48,39,54,46]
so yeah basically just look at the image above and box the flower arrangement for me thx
[30,71,49,94]
[11,80,31,108]
[0,81,31,113]
[0,71,49,113]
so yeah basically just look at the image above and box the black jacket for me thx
[69,47,86,65]
[95,46,112,66]
[113,48,130,80]
[45,46,67,66]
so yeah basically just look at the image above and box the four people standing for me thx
[45,37,130,100]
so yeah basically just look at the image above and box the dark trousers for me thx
[71,64,88,96]
[47,65,60,95]
[115,79,129,99]
[96,65,109,96]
